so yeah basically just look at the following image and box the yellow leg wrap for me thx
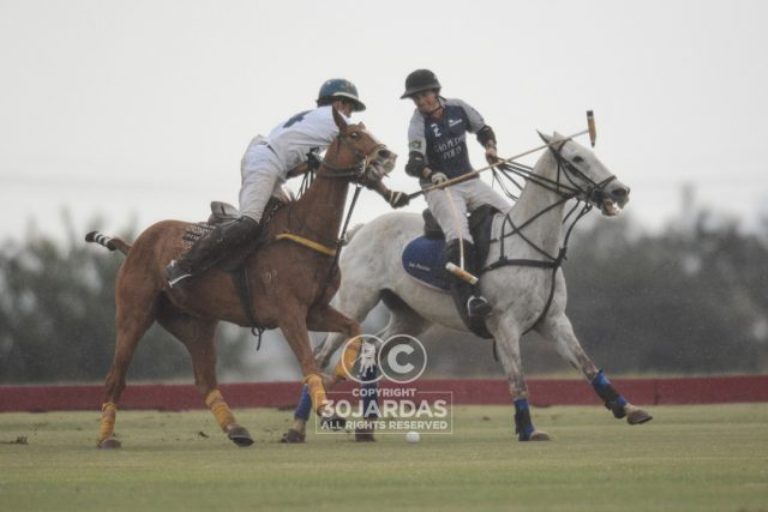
[205,389,236,432]
[98,402,117,442]
[334,336,362,381]
[303,373,328,415]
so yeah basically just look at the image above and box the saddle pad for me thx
[401,236,450,291]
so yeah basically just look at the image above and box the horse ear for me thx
[537,130,552,145]
[332,107,348,131]
[553,130,565,140]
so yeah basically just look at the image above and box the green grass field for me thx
[1,404,767,512]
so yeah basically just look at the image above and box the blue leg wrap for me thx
[294,385,313,421]
[360,365,379,419]
[591,370,627,418]
[513,398,535,441]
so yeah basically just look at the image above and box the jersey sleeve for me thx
[454,98,486,133]
[407,111,428,162]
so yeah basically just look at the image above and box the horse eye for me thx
[350,132,360,139]
[572,155,584,164]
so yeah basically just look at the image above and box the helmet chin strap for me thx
[422,95,443,117]
[427,105,443,117]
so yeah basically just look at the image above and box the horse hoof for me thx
[98,436,121,449]
[627,408,653,425]
[355,428,375,442]
[226,425,254,447]
[320,415,346,431]
[280,429,306,444]
[519,430,551,442]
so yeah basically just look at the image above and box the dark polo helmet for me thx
[400,69,441,99]
[317,78,366,112]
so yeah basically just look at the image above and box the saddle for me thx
[421,206,497,268]
[181,198,287,332]
[183,198,286,271]
[404,206,499,290]
[402,206,500,339]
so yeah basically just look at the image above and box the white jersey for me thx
[242,105,354,177]
[238,105,355,221]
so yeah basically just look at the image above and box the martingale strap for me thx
[275,233,337,257]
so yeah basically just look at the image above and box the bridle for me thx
[513,138,618,207]
[483,139,620,335]
[317,128,389,183]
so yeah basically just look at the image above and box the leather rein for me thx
[483,140,617,334]
[317,130,388,182]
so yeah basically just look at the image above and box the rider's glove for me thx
[485,145,501,165]
[430,172,448,185]
[387,190,410,208]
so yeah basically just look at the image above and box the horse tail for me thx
[85,231,131,255]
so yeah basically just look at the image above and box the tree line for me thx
[1,206,766,384]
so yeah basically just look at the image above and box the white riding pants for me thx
[425,178,511,243]
[239,143,286,222]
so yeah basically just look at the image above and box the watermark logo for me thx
[318,334,452,435]
[339,334,428,385]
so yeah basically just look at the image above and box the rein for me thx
[482,141,613,334]
[279,130,376,260]
[316,132,386,182]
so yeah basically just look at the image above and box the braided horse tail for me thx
[85,231,131,255]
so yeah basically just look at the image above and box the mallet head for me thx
[587,110,597,147]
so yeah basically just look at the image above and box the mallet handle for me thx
[407,128,589,200]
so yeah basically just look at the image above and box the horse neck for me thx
[511,150,567,254]
[291,172,350,243]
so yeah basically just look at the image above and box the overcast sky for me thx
[2,0,766,243]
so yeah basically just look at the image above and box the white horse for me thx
[283,132,652,442]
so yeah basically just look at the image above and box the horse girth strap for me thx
[275,233,337,257]
[483,257,559,273]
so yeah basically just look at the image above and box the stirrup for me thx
[467,295,492,318]
[166,260,193,288]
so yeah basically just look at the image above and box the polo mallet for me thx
[442,187,478,284]
[408,110,598,201]
[587,110,597,147]
[441,110,597,285]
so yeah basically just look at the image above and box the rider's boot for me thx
[166,216,261,288]
[444,239,492,320]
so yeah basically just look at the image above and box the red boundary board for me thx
[1,376,767,412]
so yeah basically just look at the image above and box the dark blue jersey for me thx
[407,97,487,182]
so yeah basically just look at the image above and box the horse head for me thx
[538,131,630,217]
[321,108,397,184]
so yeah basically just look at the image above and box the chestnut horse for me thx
[87,109,396,448]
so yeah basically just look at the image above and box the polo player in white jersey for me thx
[167,79,409,287]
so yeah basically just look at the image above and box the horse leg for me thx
[537,313,652,425]
[490,313,551,441]
[281,283,412,443]
[278,309,329,420]
[280,304,362,443]
[307,304,364,386]
[155,300,253,446]
[97,277,159,448]
[353,306,432,442]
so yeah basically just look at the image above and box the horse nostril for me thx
[378,149,391,159]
